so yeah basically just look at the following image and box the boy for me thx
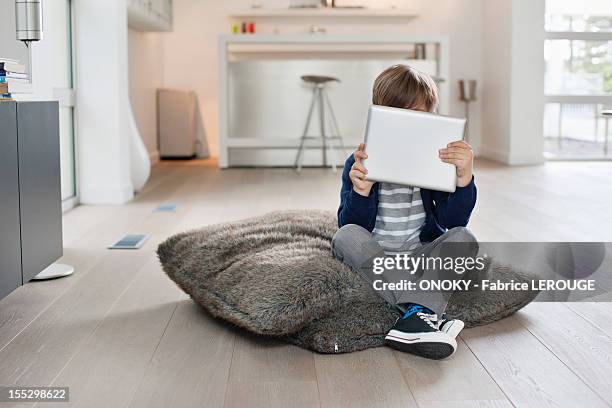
[332,65,478,360]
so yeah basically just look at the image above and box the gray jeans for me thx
[332,225,478,315]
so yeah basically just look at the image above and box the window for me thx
[544,0,612,160]
[545,40,612,95]
[50,1,77,206]
[546,0,612,32]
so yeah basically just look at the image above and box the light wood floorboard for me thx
[315,348,418,408]
[461,316,609,407]
[0,166,191,351]
[42,258,185,408]
[128,301,235,408]
[0,159,611,408]
[515,302,612,402]
[567,302,612,339]
[224,335,319,408]
[393,337,509,405]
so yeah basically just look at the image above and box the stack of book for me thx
[1,58,29,101]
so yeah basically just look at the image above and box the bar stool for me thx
[603,109,612,156]
[295,75,347,172]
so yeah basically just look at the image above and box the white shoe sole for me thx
[385,330,457,360]
[440,319,465,339]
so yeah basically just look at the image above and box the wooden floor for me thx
[1,158,612,408]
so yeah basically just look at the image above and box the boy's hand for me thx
[439,141,474,188]
[351,143,375,197]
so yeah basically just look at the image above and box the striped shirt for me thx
[372,183,426,254]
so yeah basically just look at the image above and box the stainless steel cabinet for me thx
[0,103,22,299]
[0,101,63,299]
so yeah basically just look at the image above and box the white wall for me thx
[74,0,134,204]
[481,0,545,165]
[160,0,484,157]
[508,0,545,165]
[481,0,512,162]
[128,28,164,163]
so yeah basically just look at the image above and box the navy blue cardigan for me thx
[337,155,477,243]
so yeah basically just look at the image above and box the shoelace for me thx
[403,305,439,330]
[416,312,439,329]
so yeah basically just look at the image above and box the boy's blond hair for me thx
[372,65,439,113]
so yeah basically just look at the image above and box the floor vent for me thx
[154,203,178,213]
[108,234,149,250]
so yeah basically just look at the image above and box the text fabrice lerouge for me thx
[373,279,596,292]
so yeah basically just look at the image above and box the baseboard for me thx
[507,152,546,166]
[149,150,160,165]
[79,184,134,205]
[228,146,358,167]
[478,145,510,164]
[62,197,79,213]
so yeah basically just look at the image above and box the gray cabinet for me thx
[0,101,63,299]
[17,102,63,282]
[0,103,22,299]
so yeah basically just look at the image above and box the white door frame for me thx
[60,0,79,212]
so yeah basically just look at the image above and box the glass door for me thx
[49,0,77,205]
[544,0,612,160]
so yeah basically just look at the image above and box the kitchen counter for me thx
[218,34,449,168]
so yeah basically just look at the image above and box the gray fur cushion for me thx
[158,210,539,354]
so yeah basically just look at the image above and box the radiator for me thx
[157,88,198,158]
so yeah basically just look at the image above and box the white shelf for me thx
[220,34,449,44]
[227,138,361,149]
[229,8,418,19]
[228,43,436,54]
[7,83,33,95]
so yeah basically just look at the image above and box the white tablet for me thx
[362,105,466,193]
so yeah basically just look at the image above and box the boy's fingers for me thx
[350,169,366,181]
[353,162,368,174]
[355,178,374,189]
[440,147,471,155]
[439,153,464,160]
[354,151,368,162]
[354,144,369,163]
[448,140,470,148]
[440,158,463,166]
[447,141,472,150]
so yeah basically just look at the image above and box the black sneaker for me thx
[438,314,465,339]
[385,305,457,360]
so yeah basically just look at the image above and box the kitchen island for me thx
[218,34,449,168]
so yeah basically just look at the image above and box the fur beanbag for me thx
[158,210,539,354]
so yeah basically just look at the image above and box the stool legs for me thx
[558,103,564,149]
[323,88,348,161]
[318,85,329,169]
[605,117,610,156]
[295,87,318,172]
[295,84,346,173]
